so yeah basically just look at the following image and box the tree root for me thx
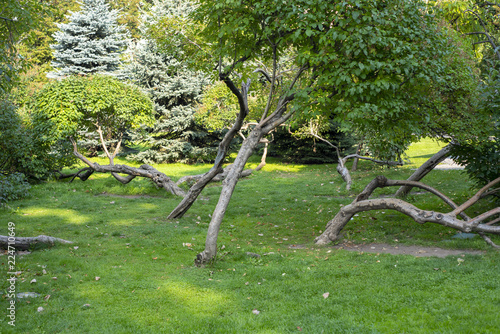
[315,176,500,247]
[0,235,73,251]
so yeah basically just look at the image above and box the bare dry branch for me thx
[315,176,499,247]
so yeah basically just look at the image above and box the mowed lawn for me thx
[1,138,499,333]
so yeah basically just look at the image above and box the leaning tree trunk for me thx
[175,165,254,187]
[0,235,73,251]
[395,144,452,197]
[195,127,265,265]
[351,142,363,172]
[315,176,500,247]
[167,78,251,219]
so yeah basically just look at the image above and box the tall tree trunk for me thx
[195,128,264,265]
[167,78,251,219]
[395,144,452,197]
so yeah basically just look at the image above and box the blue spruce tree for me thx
[47,0,128,79]
[122,0,220,163]
[48,0,129,155]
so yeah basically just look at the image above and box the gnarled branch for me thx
[315,176,499,247]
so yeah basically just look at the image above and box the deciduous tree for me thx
[151,0,482,263]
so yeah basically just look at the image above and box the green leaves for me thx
[151,0,482,161]
[33,75,154,146]
[0,0,48,94]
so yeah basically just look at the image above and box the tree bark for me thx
[70,140,186,197]
[57,168,95,182]
[195,127,265,265]
[255,139,269,171]
[351,142,363,172]
[395,144,452,197]
[315,176,500,246]
[176,165,254,186]
[167,78,252,219]
[0,235,73,251]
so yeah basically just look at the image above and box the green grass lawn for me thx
[1,139,499,333]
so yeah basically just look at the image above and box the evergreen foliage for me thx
[123,0,220,164]
[47,0,128,79]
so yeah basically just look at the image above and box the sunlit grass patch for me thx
[0,138,498,333]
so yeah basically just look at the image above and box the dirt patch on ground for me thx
[96,193,161,199]
[330,243,484,258]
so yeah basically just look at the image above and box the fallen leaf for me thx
[322,292,330,299]
[30,279,37,284]
[297,326,302,331]
[44,295,51,301]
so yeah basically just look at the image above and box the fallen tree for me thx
[0,235,73,251]
[315,176,500,248]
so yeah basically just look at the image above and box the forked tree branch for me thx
[315,176,499,247]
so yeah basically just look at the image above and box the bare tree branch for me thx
[315,176,500,246]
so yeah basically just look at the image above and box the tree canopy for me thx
[0,0,47,94]
[153,0,483,160]
[33,75,154,148]
[146,0,489,263]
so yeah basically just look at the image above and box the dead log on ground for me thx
[0,235,73,251]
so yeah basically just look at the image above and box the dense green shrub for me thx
[0,173,31,204]
[451,70,499,186]
[267,123,357,164]
[0,99,73,181]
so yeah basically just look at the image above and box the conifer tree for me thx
[122,0,220,163]
[47,0,128,79]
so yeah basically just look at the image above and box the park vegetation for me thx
[1,1,499,258]
[1,0,499,331]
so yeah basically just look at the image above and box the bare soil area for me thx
[330,242,484,258]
